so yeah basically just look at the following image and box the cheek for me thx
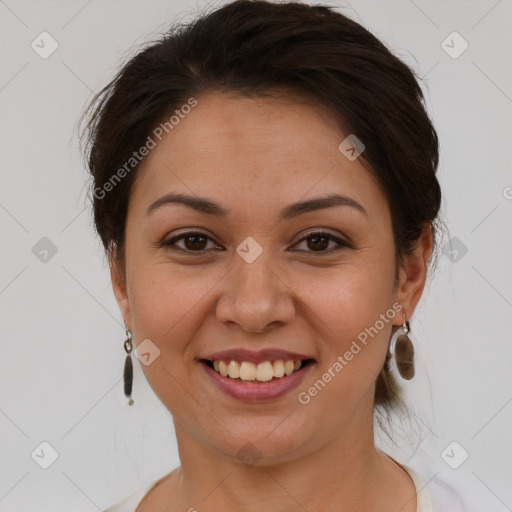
[126,252,226,350]
[307,252,396,385]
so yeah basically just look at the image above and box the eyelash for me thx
[160,230,350,255]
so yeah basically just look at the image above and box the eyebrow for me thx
[146,192,367,220]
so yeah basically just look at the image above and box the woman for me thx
[82,1,465,510]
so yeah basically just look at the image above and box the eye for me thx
[292,231,349,253]
[161,231,350,253]
[161,231,220,253]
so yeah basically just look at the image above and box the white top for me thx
[104,461,466,512]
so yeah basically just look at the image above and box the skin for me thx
[110,89,433,511]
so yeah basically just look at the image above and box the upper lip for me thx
[201,348,315,365]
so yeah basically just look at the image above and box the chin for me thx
[205,417,315,467]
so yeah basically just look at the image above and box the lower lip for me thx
[200,361,315,402]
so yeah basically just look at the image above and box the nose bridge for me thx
[235,247,275,293]
[216,240,294,332]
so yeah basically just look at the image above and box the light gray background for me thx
[1,0,511,510]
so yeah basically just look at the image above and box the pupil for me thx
[308,235,328,251]
[186,235,206,250]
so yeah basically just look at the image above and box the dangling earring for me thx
[389,308,415,380]
[123,327,134,406]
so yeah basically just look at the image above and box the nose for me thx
[215,252,296,333]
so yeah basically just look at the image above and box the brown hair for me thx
[81,0,442,431]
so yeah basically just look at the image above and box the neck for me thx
[168,401,399,511]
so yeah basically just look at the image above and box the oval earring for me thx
[123,327,134,406]
[389,310,415,380]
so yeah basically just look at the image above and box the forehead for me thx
[129,90,387,223]
[148,89,347,167]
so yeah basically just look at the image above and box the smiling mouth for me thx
[200,358,315,382]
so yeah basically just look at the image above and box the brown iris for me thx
[183,234,208,251]
[308,235,329,250]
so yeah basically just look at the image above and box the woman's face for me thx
[111,90,429,464]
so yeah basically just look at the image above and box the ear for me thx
[394,223,433,324]
[108,247,132,332]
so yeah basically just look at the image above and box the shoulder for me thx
[103,475,165,512]
[402,464,467,512]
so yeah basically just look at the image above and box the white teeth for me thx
[219,360,229,377]
[210,358,307,381]
[272,360,285,378]
[256,361,274,381]
[239,361,256,380]
[284,360,295,376]
[227,360,240,379]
